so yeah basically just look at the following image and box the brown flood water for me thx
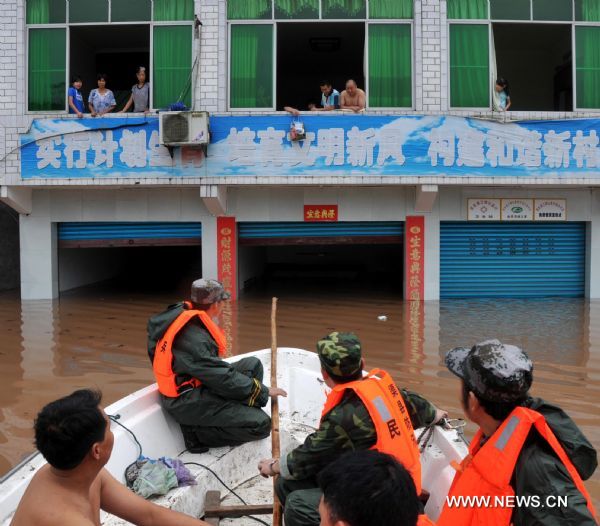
[0,286,598,506]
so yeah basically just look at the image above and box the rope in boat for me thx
[416,424,435,453]
[110,415,268,525]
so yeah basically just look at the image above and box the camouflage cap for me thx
[190,278,231,305]
[317,332,362,379]
[446,339,533,402]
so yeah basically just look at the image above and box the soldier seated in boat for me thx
[438,339,598,526]
[258,331,446,526]
[11,389,210,526]
[318,450,434,526]
[147,278,286,452]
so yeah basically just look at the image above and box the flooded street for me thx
[0,285,598,505]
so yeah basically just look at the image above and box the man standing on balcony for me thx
[312,81,340,111]
[147,278,286,452]
[340,79,366,113]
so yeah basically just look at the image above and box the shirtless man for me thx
[11,389,209,526]
[340,80,366,113]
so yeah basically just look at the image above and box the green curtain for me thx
[369,24,412,107]
[447,0,488,19]
[576,26,600,108]
[230,25,273,108]
[322,0,366,18]
[275,0,318,19]
[576,0,600,21]
[228,0,272,19]
[28,28,66,110]
[153,0,194,21]
[26,0,65,24]
[153,25,192,108]
[369,0,413,19]
[450,24,489,107]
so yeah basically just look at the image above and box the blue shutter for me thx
[238,221,403,245]
[58,222,202,248]
[440,222,585,298]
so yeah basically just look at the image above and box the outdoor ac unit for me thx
[159,111,209,146]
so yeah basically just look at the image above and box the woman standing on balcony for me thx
[88,74,116,117]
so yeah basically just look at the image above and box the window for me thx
[26,0,193,112]
[449,0,600,110]
[449,24,489,107]
[230,25,273,108]
[228,0,413,110]
[28,28,66,110]
[369,24,412,107]
[576,26,600,107]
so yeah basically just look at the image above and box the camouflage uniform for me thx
[446,339,598,526]
[276,332,437,526]
[147,279,271,449]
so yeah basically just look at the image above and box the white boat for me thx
[0,348,469,525]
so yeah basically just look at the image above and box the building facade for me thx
[1,0,600,300]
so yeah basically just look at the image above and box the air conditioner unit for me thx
[159,111,209,146]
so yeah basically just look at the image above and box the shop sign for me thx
[405,216,425,302]
[217,217,237,301]
[468,199,501,221]
[304,205,338,222]
[501,199,534,221]
[534,199,567,221]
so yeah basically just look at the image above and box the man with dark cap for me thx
[439,339,598,526]
[148,278,286,452]
[257,331,446,526]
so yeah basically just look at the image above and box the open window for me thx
[493,23,572,111]
[70,25,150,111]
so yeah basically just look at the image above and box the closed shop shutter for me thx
[440,222,585,298]
[58,222,202,248]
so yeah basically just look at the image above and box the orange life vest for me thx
[152,302,227,398]
[417,515,436,526]
[321,369,422,495]
[438,406,598,526]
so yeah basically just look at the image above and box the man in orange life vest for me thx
[318,450,435,526]
[439,339,598,526]
[148,279,287,452]
[257,331,445,526]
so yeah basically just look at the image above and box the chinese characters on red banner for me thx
[304,205,338,222]
[404,216,425,302]
[217,217,237,301]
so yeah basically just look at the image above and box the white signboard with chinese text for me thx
[534,200,567,221]
[501,199,534,221]
[468,199,501,221]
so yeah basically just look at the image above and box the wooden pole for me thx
[271,297,283,526]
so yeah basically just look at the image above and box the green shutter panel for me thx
[576,26,600,108]
[28,28,66,111]
[450,24,489,108]
[369,24,412,107]
[153,25,193,109]
[230,25,273,108]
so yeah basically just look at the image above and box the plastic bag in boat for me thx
[160,457,197,486]
[132,459,179,498]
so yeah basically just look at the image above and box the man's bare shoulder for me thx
[10,466,100,526]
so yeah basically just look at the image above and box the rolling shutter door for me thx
[238,221,403,246]
[58,222,202,248]
[440,222,585,298]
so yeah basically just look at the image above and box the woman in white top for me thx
[88,73,116,117]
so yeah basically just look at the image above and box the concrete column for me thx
[201,215,219,279]
[424,212,440,301]
[586,189,600,298]
[20,216,58,300]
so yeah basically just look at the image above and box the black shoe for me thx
[181,425,210,454]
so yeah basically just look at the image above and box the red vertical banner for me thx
[404,216,425,301]
[217,217,237,301]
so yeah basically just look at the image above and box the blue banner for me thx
[20,115,600,179]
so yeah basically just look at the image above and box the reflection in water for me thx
[0,288,597,506]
